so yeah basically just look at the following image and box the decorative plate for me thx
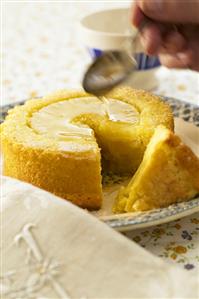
[1,96,199,232]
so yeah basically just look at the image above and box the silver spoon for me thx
[83,50,137,96]
[82,21,147,96]
[82,20,185,96]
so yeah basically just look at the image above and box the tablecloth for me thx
[2,1,199,272]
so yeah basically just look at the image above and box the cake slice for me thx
[114,125,199,213]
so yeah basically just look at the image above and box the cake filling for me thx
[30,97,140,173]
[30,97,139,138]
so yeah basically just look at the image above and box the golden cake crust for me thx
[1,88,174,210]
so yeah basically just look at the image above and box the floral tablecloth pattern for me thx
[124,214,199,272]
[2,1,199,271]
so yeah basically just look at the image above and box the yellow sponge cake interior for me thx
[114,125,199,213]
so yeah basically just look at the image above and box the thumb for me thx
[138,0,199,24]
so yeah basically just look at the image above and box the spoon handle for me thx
[130,17,153,54]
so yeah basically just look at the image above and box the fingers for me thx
[159,49,194,69]
[140,26,186,56]
[140,23,162,55]
[131,2,193,56]
[131,1,199,70]
[159,31,187,54]
[137,0,199,24]
[131,2,145,27]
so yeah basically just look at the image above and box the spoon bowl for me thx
[83,50,138,96]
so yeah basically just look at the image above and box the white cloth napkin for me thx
[1,175,198,299]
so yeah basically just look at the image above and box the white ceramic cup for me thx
[79,8,160,90]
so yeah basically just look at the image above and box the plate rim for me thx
[102,198,199,231]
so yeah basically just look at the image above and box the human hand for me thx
[131,0,199,71]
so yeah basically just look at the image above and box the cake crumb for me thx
[29,91,38,98]
[177,84,186,91]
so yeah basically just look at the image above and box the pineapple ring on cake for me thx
[0,87,174,210]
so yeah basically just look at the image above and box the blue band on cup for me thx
[88,48,161,70]
[134,53,161,70]
[88,48,103,59]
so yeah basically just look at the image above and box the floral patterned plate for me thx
[1,97,199,232]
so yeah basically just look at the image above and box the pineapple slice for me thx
[30,95,141,174]
[114,125,199,213]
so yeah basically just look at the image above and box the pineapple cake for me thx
[1,87,174,210]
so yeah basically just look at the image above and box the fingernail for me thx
[140,36,154,55]
[176,52,191,67]
[177,52,188,61]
